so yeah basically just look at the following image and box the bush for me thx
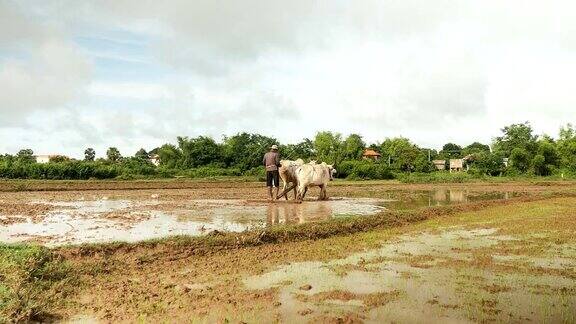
[337,160,394,180]
[0,161,126,180]
[243,166,266,181]
[176,166,243,178]
[0,244,77,322]
[243,166,265,177]
[468,152,505,176]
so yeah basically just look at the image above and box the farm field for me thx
[1,180,576,322]
[4,1,576,323]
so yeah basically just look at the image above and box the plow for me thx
[275,184,297,200]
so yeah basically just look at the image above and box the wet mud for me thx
[0,186,528,246]
[41,196,576,323]
[244,227,576,323]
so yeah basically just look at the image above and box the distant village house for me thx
[449,159,464,173]
[149,154,160,166]
[432,160,446,171]
[445,155,476,173]
[35,155,66,164]
[362,149,381,161]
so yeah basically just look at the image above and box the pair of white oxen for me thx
[277,159,336,201]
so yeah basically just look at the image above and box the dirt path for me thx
[57,196,576,323]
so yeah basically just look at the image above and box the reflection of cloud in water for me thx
[1,198,385,246]
[1,190,520,246]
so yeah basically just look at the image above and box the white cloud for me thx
[1,0,575,156]
[87,82,173,100]
[0,0,91,125]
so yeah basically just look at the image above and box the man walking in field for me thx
[263,145,280,201]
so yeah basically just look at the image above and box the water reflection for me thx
[266,202,334,225]
[1,189,520,246]
[383,188,518,210]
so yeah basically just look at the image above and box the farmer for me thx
[263,144,281,201]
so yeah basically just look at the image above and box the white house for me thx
[449,159,464,172]
[35,155,58,164]
[35,154,69,163]
[149,154,160,166]
[432,160,446,171]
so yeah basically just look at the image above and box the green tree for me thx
[313,131,343,164]
[157,144,181,169]
[469,152,505,176]
[380,137,421,172]
[135,148,149,160]
[439,143,462,159]
[0,154,15,165]
[421,148,439,161]
[368,143,380,151]
[493,122,538,157]
[16,149,35,164]
[413,153,435,173]
[462,142,491,156]
[509,148,531,173]
[177,136,221,167]
[532,139,559,176]
[84,148,96,162]
[223,133,277,171]
[281,139,315,160]
[342,134,366,160]
[558,124,576,171]
[106,147,122,163]
[49,155,70,163]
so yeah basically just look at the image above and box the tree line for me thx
[0,122,575,180]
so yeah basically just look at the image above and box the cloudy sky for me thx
[1,0,575,158]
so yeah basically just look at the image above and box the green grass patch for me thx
[0,244,78,322]
[395,172,576,184]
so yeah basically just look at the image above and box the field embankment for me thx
[1,177,576,192]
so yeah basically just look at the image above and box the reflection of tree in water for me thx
[449,190,467,203]
[266,202,333,226]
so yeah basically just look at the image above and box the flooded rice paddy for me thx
[0,188,521,246]
[244,227,576,323]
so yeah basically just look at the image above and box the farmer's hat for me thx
[270,144,278,150]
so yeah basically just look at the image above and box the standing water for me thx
[0,189,519,246]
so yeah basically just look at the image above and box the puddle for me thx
[243,228,576,323]
[0,198,387,246]
[0,188,520,246]
[381,189,521,210]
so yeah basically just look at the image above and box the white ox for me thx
[278,159,304,200]
[295,162,336,201]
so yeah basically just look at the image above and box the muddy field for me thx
[1,180,576,322]
[0,180,558,246]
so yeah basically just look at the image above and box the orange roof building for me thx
[362,149,381,160]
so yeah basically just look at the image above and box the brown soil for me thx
[0,180,573,222]
[298,289,401,309]
[45,196,572,321]
[3,181,576,322]
[0,202,56,221]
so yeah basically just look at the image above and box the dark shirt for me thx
[263,151,280,171]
